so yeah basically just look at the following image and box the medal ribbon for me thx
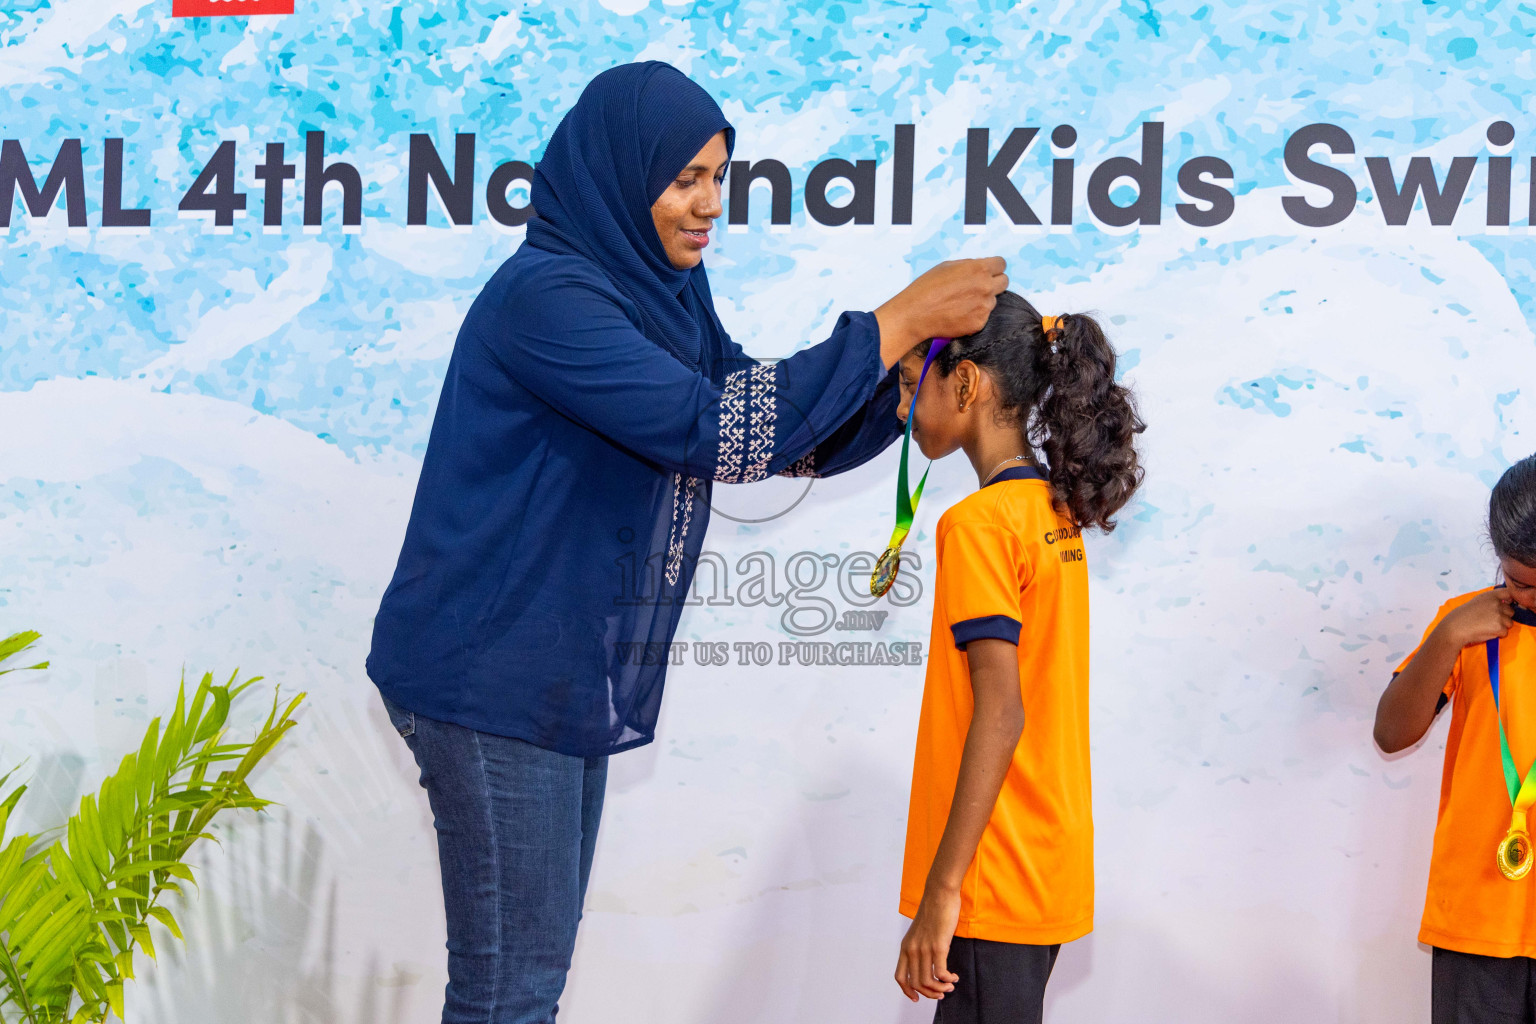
[881,337,951,554]
[1487,637,1536,825]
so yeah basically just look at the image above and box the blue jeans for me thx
[382,694,608,1024]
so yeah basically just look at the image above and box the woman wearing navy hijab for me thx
[369,61,1006,1022]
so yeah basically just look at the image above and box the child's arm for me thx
[895,637,1025,1003]
[1374,589,1514,753]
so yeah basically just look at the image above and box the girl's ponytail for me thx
[924,293,1145,531]
[1030,313,1145,532]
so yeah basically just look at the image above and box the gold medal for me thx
[1497,828,1533,881]
[870,546,901,598]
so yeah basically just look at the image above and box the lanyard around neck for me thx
[868,338,951,599]
[1487,637,1536,814]
[886,337,951,551]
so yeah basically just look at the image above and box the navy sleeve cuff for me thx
[951,615,1022,650]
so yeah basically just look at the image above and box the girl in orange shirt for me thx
[1375,454,1536,1023]
[891,292,1144,1023]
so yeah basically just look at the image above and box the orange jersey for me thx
[899,466,1093,945]
[1401,589,1536,956]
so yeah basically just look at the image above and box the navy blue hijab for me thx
[527,62,736,367]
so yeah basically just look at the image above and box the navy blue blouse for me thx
[367,62,903,756]
[366,246,900,755]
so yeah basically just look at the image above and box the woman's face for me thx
[650,130,729,270]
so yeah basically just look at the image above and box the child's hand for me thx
[1438,589,1516,649]
[894,886,962,1002]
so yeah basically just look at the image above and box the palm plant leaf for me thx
[0,632,48,679]
[0,636,305,1023]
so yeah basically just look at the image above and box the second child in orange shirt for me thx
[891,292,1145,1024]
[1374,454,1536,1024]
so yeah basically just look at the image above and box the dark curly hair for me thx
[919,291,1146,531]
[1491,453,1536,566]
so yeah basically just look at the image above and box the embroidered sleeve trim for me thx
[717,364,777,484]
[664,473,699,586]
[717,370,748,483]
[780,450,818,478]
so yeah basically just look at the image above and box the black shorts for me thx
[934,937,1061,1024]
[1433,946,1536,1024]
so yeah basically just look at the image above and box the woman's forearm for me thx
[874,300,925,370]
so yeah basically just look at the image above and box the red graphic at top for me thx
[172,0,294,16]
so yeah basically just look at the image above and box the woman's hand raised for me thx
[874,258,1010,368]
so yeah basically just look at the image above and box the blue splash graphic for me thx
[4,4,1536,1023]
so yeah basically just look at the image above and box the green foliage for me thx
[0,634,47,679]
[0,632,305,1023]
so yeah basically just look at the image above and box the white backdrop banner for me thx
[3,2,1534,1021]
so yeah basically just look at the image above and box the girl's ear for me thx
[954,360,980,412]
